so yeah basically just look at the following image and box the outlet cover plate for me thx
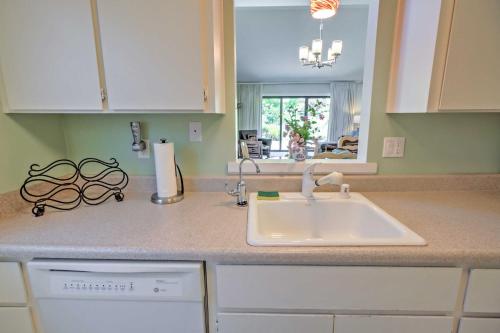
[383,137,405,158]
[189,122,202,142]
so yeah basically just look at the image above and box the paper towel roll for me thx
[153,141,178,198]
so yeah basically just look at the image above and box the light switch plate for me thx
[189,122,202,142]
[137,139,150,159]
[383,137,405,158]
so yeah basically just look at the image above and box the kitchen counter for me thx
[0,191,499,267]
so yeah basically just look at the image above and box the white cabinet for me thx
[216,265,461,312]
[387,0,500,113]
[459,318,500,333]
[0,263,34,333]
[439,0,500,111]
[97,0,207,111]
[0,308,35,333]
[0,0,225,113]
[334,315,453,333]
[217,313,333,333]
[0,0,102,111]
[464,269,500,313]
[0,262,27,305]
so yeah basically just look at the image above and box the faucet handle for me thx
[340,183,351,199]
[225,182,239,197]
[316,171,343,186]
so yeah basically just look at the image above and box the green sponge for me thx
[257,191,280,200]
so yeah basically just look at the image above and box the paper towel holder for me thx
[151,139,184,205]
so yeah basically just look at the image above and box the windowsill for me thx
[227,159,378,175]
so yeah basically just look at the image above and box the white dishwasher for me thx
[27,260,206,333]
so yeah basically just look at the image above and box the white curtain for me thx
[237,84,262,136]
[327,82,363,142]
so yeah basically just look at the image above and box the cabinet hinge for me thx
[100,88,107,102]
[203,89,208,102]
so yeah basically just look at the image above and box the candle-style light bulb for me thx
[327,48,334,61]
[308,50,316,62]
[331,40,343,55]
[312,39,323,55]
[299,46,309,61]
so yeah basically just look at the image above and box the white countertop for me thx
[0,191,499,267]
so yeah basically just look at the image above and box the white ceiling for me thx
[235,0,370,7]
[236,5,369,82]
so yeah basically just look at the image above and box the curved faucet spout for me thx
[239,158,261,183]
[226,158,261,207]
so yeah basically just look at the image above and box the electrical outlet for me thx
[137,139,150,159]
[189,121,202,142]
[383,137,405,158]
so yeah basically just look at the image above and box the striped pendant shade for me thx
[310,0,340,19]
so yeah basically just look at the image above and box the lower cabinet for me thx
[216,265,461,312]
[334,315,454,333]
[0,262,27,305]
[0,307,35,333]
[216,314,454,333]
[464,269,500,313]
[217,313,333,333]
[459,318,500,333]
[0,262,35,333]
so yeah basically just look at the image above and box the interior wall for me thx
[367,0,500,174]
[57,0,500,176]
[236,5,368,82]
[0,113,67,193]
[1,0,498,193]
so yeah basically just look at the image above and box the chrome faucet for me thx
[226,158,261,206]
[302,163,350,199]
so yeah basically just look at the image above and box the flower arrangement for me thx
[283,100,326,160]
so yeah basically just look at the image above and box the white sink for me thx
[247,192,426,246]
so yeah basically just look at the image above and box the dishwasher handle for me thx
[28,260,203,275]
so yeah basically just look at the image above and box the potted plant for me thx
[283,100,326,161]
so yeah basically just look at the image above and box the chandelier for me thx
[299,0,343,69]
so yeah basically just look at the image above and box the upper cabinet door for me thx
[439,0,500,111]
[97,0,206,111]
[0,0,102,111]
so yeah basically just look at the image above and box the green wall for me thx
[1,0,499,195]
[0,113,67,193]
[63,113,235,177]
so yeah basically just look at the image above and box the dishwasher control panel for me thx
[50,275,184,297]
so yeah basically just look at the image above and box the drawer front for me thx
[0,262,27,305]
[459,318,500,333]
[216,265,461,312]
[334,315,454,333]
[217,313,333,333]
[464,269,500,313]
[0,307,35,333]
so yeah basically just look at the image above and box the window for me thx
[261,96,330,152]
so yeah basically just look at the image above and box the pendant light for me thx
[310,0,340,20]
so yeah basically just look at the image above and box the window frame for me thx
[261,95,330,152]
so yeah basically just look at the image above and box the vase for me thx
[290,144,306,161]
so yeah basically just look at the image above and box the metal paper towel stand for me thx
[151,139,184,205]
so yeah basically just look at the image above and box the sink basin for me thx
[247,192,426,246]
